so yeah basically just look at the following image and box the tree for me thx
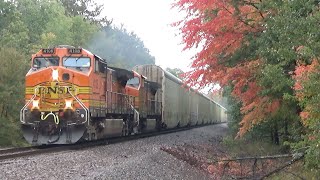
[166,68,184,79]
[59,0,112,26]
[88,26,155,69]
[293,60,320,170]
[0,48,28,146]
[0,0,99,53]
[173,0,269,136]
[0,0,17,30]
[174,0,320,171]
[0,0,30,52]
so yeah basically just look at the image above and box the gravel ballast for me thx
[0,124,228,180]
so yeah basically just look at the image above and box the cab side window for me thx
[127,77,140,88]
[95,58,100,73]
[95,56,106,74]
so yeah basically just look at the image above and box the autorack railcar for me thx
[133,65,227,128]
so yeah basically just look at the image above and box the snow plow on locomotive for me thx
[20,45,227,145]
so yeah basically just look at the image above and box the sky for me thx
[97,0,194,71]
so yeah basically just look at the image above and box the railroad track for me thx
[0,123,222,161]
[0,145,72,161]
[74,123,219,150]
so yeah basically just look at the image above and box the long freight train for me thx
[20,45,227,145]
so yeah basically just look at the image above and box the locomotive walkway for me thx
[0,124,228,180]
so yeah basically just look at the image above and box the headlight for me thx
[65,99,73,109]
[32,100,39,109]
[52,69,59,81]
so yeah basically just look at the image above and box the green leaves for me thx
[166,68,184,78]
[59,0,111,26]
[0,48,27,112]
[0,0,101,53]
[259,64,293,98]
[257,0,320,66]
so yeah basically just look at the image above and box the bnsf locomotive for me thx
[20,45,227,145]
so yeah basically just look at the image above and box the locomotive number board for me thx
[42,48,55,54]
[68,48,82,54]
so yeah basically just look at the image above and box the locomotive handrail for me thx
[20,86,40,124]
[106,90,140,126]
[106,90,136,112]
[106,91,127,96]
[130,104,140,127]
[106,91,136,100]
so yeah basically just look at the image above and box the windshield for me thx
[63,57,90,68]
[33,57,59,69]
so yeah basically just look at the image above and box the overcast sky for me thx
[97,0,194,71]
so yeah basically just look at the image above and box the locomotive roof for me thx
[109,66,134,80]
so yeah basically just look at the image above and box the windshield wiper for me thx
[39,55,56,68]
[63,55,84,68]
[63,54,73,65]
[75,55,84,63]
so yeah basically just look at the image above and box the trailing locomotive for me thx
[20,45,227,145]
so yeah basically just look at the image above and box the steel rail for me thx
[0,145,71,161]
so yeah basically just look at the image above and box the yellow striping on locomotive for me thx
[25,82,91,96]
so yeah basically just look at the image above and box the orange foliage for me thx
[174,0,264,87]
[223,60,280,137]
[293,59,318,100]
[174,0,275,135]
[293,59,319,126]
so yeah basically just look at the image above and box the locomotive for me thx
[20,45,227,145]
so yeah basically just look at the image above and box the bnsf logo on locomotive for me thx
[25,81,92,98]
[37,86,75,95]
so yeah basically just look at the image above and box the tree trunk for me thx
[0,105,4,117]
[273,123,280,145]
[283,119,289,142]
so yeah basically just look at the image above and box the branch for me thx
[217,154,293,162]
[259,153,304,179]
[220,4,256,29]
[243,0,265,19]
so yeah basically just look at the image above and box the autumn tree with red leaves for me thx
[174,0,320,171]
[173,0,279,137]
